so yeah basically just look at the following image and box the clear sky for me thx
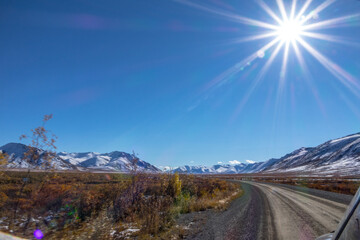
[1,0,360,167]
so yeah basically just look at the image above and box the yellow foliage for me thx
[0,191,8,208]
[0,152,8,165]
[174,172,182,198]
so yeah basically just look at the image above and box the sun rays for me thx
[176,0,360,117]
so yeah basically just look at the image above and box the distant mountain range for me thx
[173,133,360,176]
[0,143,160,173]
[58,151,159,172]
[1,132,360,175]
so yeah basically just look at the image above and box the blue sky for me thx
[1,0,360,167]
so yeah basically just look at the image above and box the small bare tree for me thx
[19,114,57,169]
[11,114,58,229]
[129,151,141,206]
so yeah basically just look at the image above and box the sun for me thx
[276,19,303,42]
[176,0,360,115]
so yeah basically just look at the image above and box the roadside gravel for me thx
[179,181,351,240]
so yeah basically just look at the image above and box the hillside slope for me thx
[173,133,360,175]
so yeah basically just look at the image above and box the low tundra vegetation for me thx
[0,171,241,239]
[258,177,360,195]
[219,174,360,195]
[0,115,242,238]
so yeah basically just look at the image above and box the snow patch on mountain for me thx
[0,143,75,170]
[330,133,360,144]
[0,143,160,173]
[58,151,160,172]
[174,133,360,176]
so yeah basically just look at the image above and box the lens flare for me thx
[176,0,359,117]
[34,229,44,239]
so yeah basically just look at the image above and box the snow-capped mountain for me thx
[263,133,360,174]
[58,151,160,172]
[0,143,76,170]
[0,143,160,173]
[172,165,215,174]
[2,132,360,175]
[172,163,260,174]
[173,133,360,176]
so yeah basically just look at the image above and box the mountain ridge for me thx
[1,132,360,175]
[0,143,160,173]
[173,132,360,176]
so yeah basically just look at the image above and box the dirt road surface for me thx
[185,181,353,240]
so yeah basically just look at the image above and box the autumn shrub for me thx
[139,195,174,235]
[32,184,72,212]
[256,177,360,195]
[0,191,8,208]
[111,177,145,222]
[0,171,241,239]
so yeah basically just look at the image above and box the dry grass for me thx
[215,174,360,195]
[0,171,241,239]
[257,177,360,195]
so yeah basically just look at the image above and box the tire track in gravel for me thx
[186,182,277,240]
[186,181,350,240]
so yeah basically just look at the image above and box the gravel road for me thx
[185,181,352,240]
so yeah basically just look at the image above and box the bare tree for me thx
[11,114,57,229]
[19,114,57,169]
